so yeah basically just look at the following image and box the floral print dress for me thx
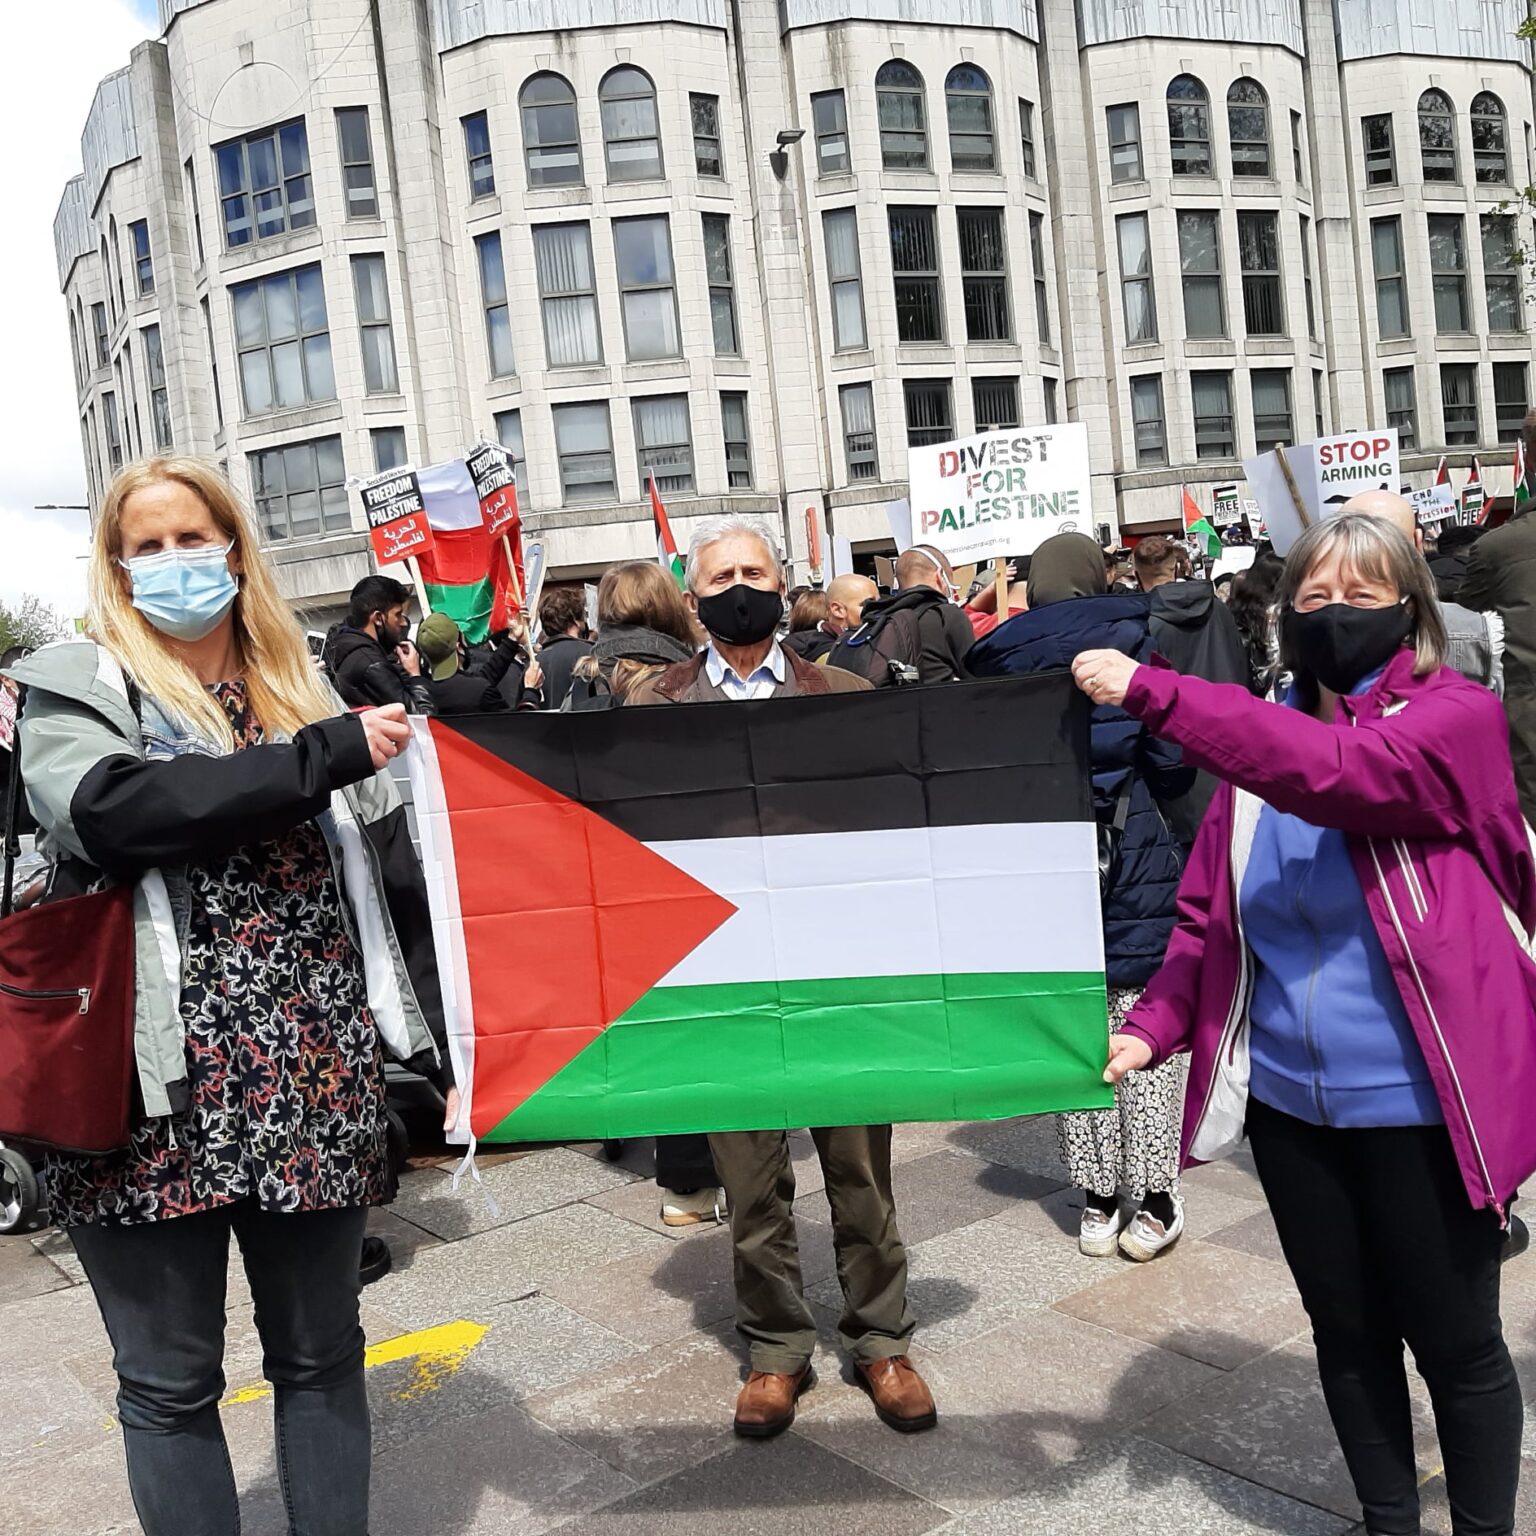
[46,680,393,1226]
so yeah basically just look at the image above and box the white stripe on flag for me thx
[646,822,1105,988]
[418,457,484,531]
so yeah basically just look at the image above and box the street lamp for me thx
[770,127,806,180]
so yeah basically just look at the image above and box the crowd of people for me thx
[5,440,1536,1534]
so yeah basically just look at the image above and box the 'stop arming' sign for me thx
[907,424,1092,564]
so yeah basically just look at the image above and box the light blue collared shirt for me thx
[703,640,786,701]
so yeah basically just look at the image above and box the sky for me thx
[1,0,156,626]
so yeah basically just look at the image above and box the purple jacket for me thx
[1119,649,1536,1215]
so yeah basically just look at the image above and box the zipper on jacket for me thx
[1367,837,1501,1216]
[0,981,90,1014]
[1394,840,1428,922]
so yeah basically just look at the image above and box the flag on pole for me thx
[1182,486,1222,560]
[1461,457,1486,526]
[1514,439,1530,515]
[1434,455,1451,489]
[412,458,520,643]
[650,474,685,590]
[405,675,1113,1142]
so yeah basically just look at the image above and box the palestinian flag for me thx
[406,675,1113,1142]
[1182,486,1222,561]
[411,458,520,644]
[1461,457,1486,526]
[1515,439,1531,516]
[651,475,685,590]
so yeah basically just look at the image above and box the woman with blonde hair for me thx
[3,456,454,1535]
[566,558,698,710]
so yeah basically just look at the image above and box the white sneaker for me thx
[1118,1198,1185,1262]
[1079,1202,1126,1257]
[660,1187,728,1228]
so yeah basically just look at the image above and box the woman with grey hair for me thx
[1071,514,1533,1533]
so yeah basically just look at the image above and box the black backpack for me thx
[826,607,924,687]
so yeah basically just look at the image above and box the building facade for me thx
[52,0,1536,611]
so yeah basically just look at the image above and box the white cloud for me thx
[0,1,152,620]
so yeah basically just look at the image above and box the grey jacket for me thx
[5,640,446,1121]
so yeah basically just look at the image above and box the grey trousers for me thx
[707,1124,916,1374]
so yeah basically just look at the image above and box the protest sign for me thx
[1313,429,1398,513]
[466,440,519,540]
[1211,483,1241,527]
[908,424,1091,565]
[357,465,434,572]
[884,498,913,553]
[1410,483,1458,528]
[831,535,855,578]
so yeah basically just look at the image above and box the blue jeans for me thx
[69,1201,370,1536]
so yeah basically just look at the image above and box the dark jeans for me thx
[69,1201,370,1536]
[655,1133,718,1192]
[1246,1097,1521,1535]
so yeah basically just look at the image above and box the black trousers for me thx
[1246,1097,1521,1535]
[655,1133,718,1192]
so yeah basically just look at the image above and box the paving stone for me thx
[1179,1143,1269,1204]
[372,1402,637,1536]
[1202,1204,1287,1265]
[585,1173,731,1240]
[877,1151,1062,1248]
[388,1146,639,1240]
[368,1204,448,1268]
[935,1433,1350,1534]
[809,1214,1104,1356]
[550,1435,948,1536]
[942,1116,1072,1185]
[1420,1455,1536,1534]
[0,1280,110,1374]
[0,1428,138,1536]
[1144,1338,1438,1519]
[0,1361,118,1473]
[24,1229,84,1288]
[1054,1239,1310,1371]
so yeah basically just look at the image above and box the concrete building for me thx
[53,0,1536,610]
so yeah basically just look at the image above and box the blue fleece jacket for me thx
[1238,674,1441,1127]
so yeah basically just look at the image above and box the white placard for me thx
[1313,429,1399,514]
[831,535,855,577]
[884,498,914,552]
[907,424,1092,564]
[1409,484,1458,527]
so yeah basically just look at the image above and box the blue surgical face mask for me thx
[119,542,239,642]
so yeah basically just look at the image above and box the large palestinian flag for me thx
[406,675,1113,1141]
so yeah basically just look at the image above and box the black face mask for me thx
[696,583,784,647]
[1282,601,1413,695]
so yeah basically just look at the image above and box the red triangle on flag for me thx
[429,723,737,1134]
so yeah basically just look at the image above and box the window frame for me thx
[1192,370,1235,459]
[945,65,996,173]
[1250,367,1294,453]
[1237,209,1284,336]
[889,205,945,343]
[876,61,929,171]
[462,111,496,200]
[351,252,399,395]
[102,390,123,472]
[613,214,682,362]
[1176,208,1227,339]
[823,207,868,352]
[129,220,154,296]
[1362,113,1396,187]
[143,322,172,451]
[184,156,205,263]
[494,409,526,482]
[1130,374,1167,467]
[1481,213,1523,334]
[812,90,850,175]
[1299,213,1317,341]
[475,231,515,378]
[633,393,696,495]
[1384,365,1417,450]
[213,118,315,250]
[690,93,724,178]
[702,213,740,356]
[532,220,604,369]
[1440,361,1478,445]
[371,425,408,473]
[248,435,350,543]
[1427,213,1470,334]
[1472,92,1508,185]
[229,263,336,418]
[1116,211,1157,343]
[92,301,110,368]
[957,205,1011,343]
[972,375,1020,432]
[1167,74,1212,177]
[1418,89,1458,184]
[1494,360,1527,442]
[336,107,379,219]
[1371,216,1408,338]
[1106,102,1143,183]
[600,67,665,183]
[1291,108,1305,183]
[552,401,618,505]
[903,377,954,448]
[720,392,754,488]
[839,382,879,482]
[520,73,584,189]
[1226,78,1272,179]
[1019,98,1037,178]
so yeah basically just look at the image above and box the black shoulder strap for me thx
[2,683,26,919]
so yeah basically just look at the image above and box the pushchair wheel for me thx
[0,1146,41,1236]
[601,1140,625,1162]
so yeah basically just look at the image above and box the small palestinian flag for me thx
[1515,438,1531,514]
[406,676,1113,1141]
[651,475,685,590]
[411,458,521,644]
[1182,486,1222,561]
[1434,455,1451,490]
[1461,457,1486,526]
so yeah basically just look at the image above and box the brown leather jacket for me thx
[626,645,872,704]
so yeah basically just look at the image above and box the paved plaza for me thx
[3,1119,1534,1534]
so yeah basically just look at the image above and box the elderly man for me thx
[629,514,935,1440]
[1342,490,1502,694]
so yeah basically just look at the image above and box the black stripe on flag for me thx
[435,672,1091,843]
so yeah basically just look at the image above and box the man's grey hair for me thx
[684,513,783,593]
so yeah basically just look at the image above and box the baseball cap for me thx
[416,612,462,681]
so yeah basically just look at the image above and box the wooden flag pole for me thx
[501,535,525,612]
[994,556,1009,620]
[1273,443,1311,529]
[405,554,430,616]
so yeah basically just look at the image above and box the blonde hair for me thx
[574,561,700,702]
[89,457,338,747]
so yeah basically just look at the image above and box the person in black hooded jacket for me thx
[831,545,974,685]
[968,532,1195,1265]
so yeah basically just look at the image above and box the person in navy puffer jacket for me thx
[968,531,1195,1263]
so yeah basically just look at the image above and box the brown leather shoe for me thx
[733,1365,814,1439]
[855,1356,937,1433]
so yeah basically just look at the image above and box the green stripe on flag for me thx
[482,971,1113,1141]
[424,578,495,645]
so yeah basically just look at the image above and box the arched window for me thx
[599,67,663,182]
[521,73,583,187]
[876,60,928,170]
[1227,78,1270,178]
[1167,75,1211,176]
[1418,89,1457,183]
[945,64,995,172]
[1472,91,1507,184]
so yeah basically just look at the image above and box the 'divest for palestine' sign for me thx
[907,423,1092,564]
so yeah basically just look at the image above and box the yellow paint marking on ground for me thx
[222,1320,488,1407]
